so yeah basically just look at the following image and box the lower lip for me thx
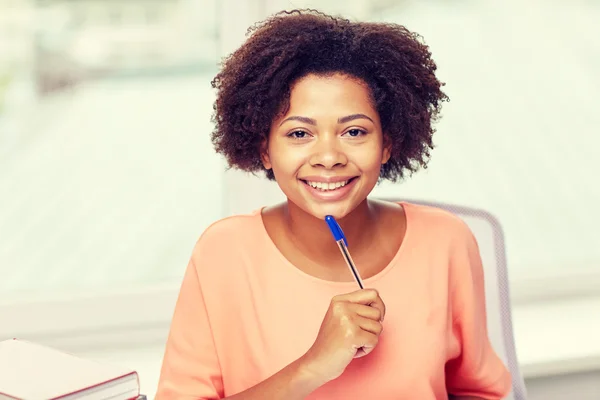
[301,178,358,201]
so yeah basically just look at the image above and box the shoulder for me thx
[403,202,485,286]
[403,201,473,240]
[190,210,264,260]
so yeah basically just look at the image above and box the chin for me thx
[304,202,356,221]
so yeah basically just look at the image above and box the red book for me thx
[0,339,140,400]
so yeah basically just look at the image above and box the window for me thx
[372,0,600,288]
[144,5,161,25]
[0,0,222,298]
[1,0,598,304]
[108,7,122,26]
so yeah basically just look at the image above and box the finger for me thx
[360,289,385,321]
[352,330,379,358]
[364,293,386,322]
[349,303,382,322]
[355,315,383,336]
[335,288,380,306]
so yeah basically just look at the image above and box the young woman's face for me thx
[262,73,391,220]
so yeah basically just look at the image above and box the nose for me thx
[309,136,348,169]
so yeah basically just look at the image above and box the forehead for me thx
[285,73,377,117]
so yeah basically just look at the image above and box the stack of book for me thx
[0,339,141,400]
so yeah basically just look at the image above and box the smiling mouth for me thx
[300,177,357,191]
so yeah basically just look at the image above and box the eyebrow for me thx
[338,113,374,124]
[279,113,374,127]
[279,116,317,126]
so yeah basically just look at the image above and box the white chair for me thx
[384,198,527,400]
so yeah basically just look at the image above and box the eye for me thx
[287,130,310,139]
[344,128,367,137]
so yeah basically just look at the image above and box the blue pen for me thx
[325,215,364,289]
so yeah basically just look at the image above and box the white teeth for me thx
[306,180,350,191]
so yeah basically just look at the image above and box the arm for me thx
[156,258,325,400]
[226,288,386,400]
[157,250,384,399]
[223,356,322,400]
[444,223,512,399]
[156,259,224,399]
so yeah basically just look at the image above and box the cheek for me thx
[364,155,385,171]
[351,145,385,174]
[268,145,305,175]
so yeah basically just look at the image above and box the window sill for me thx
[511,295,600,378]
[2,286,600,379]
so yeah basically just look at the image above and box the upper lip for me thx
[299,176,357,183]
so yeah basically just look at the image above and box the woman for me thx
[156,9,511,400]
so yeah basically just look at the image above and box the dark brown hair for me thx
[211,9,448,181]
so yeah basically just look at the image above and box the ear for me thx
[381,134,392,164]
[260,137,272,170]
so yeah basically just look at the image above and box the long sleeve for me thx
[445,226,512,399]
[156,258,224,399]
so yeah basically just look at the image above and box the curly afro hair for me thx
[211,9,448,181]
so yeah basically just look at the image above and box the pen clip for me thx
[324,215,348,247]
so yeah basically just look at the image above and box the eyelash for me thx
[286,128,367,140]
[287,130,310,139]
[345,128,367,138]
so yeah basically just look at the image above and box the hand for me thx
[300,289,386,384]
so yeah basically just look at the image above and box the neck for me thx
[282,199,378,260]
